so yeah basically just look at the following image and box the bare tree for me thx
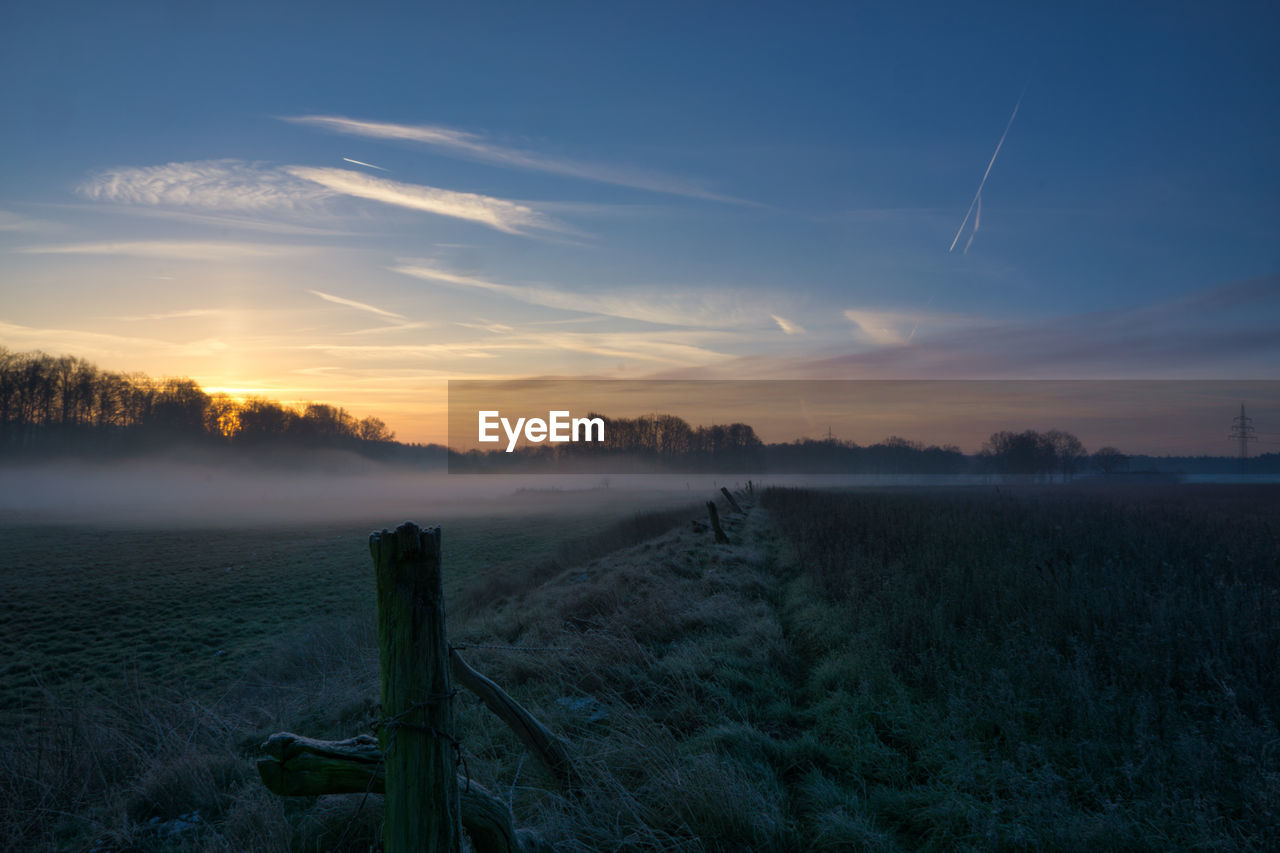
[1092,446,1129,474]
[1046,429,1087,482]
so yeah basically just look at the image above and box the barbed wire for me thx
[334,689,474,846]
[372,692,471,794]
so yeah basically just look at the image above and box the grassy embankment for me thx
[3,485,1278,850]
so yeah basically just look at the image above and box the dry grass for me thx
[4,485,1277,851]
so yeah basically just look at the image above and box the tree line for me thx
[570,412,764,460]
[0,346,395,456]
[453,412,766,472]
[17,345,1263,476]
[454,415,1117,479]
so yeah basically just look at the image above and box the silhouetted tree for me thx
[1046,429,1087,482]
[655,414,692,457]
[1093,446,1129,474]
[982,430,1057,478]
[151,378,211,436]
[357,416,394,442]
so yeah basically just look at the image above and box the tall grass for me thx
[762,484,1280,850]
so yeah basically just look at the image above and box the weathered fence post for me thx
[720,486,744,515]
[706,500,729,544]
[370,522,460,853]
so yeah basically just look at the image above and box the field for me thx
[0,500,676,716]
[2,482,1278,851]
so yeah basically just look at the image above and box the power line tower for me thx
[1229,403,1257,472]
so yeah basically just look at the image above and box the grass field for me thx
[2,482,1277,851]
[0,489,686,718]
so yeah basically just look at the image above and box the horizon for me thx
[2,3,1278,447]
[3,347,1276,458]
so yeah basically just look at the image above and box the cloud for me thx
[112,309,227,322]
[284,115,750,204]
[721,275,1280,379]
[392,262,773,328]
[53,204,356,237]
[15,240,300,260]
[301,328,735,367]
[771,314,805,335]
[285,167,557,234]
[542,333,733,366]
[75,159,559,236]
[844,309,914,345]
[308,289,405,320]
[0,320,230,360]
[0,210,56,232]
[840,306,980,347]
[78,160,327,212]
[456,321,515,334]
[338,322,432,336]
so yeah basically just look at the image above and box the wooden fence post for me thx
[706,501,729,544]
[370,522,460,853]
[720,486,744,515]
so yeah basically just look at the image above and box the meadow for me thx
[1,482,1277,851]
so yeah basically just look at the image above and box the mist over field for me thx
[9,452,1278,530]
[0,454,759,527]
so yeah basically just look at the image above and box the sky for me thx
[1,1,1277,448]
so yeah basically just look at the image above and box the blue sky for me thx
[1,1,1277,442]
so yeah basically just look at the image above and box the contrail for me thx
[963,193,981,254]
[342,157,388,171]
[906,294,936,343]
[949,90,1023,253]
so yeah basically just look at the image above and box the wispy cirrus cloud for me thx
[51,204,356,237]
[301,328,735,367]
[700,275,1280,380]
[456,321,515,334]
[15,240,301,261]
[844,309,913,346]
[771,314,806,335]
[843,307,976,346]
[0,320,231,360]
[77,160,328,212]
[285,167,557,235]
[392,262,775,329]
[308,289,405,320]
[0,209,59,232]
[284,115,751,205]
[338,322,432,336]
[75,159,558,236]
[112,308,228,322]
